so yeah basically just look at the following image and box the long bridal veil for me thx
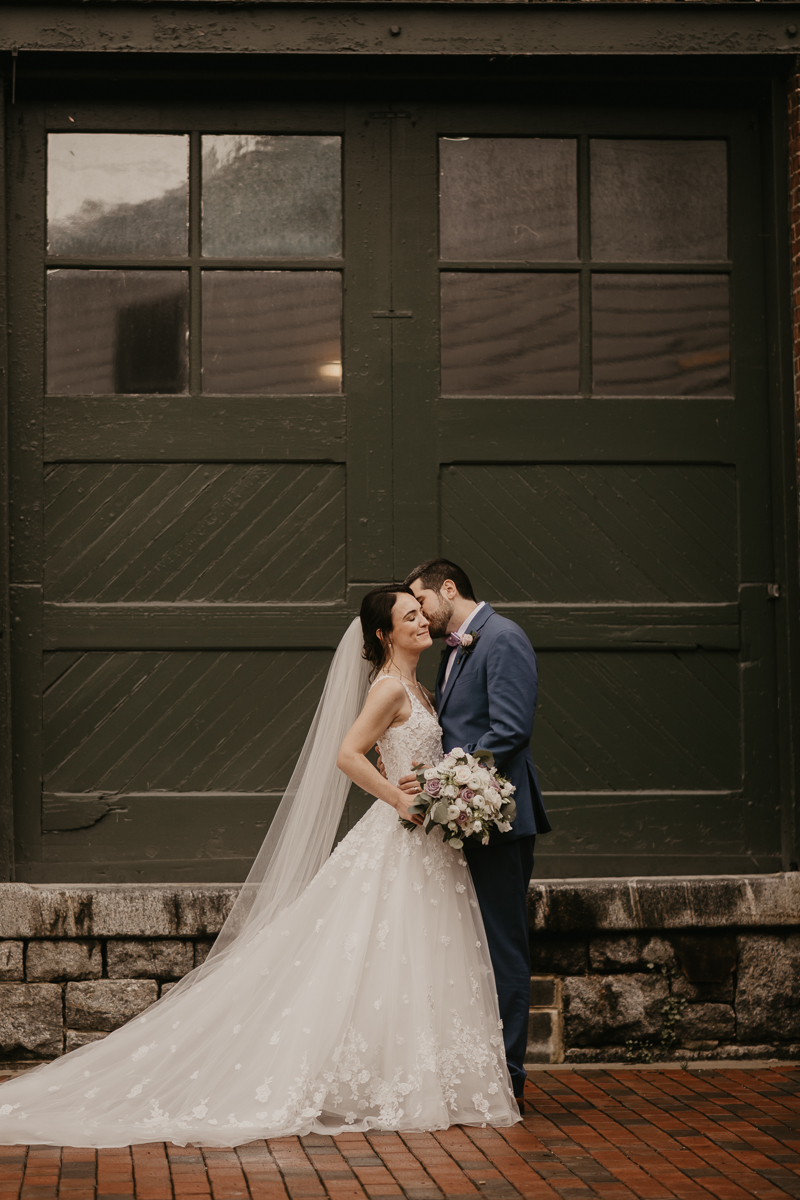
[191,615,371,978]
[0,616,373,1142]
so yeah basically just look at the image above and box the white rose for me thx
[441,757,456,771]
[447,805,460,820]
[454,765,472,784]
[468,773,483,790]
[501,782,513,796]
[423,767,439,780]
[450,748,466,759]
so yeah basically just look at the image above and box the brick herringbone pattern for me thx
[0,1069,797,1200]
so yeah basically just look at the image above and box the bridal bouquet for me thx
[400,748,517,849]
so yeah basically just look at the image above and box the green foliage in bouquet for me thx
[398,747,517,850]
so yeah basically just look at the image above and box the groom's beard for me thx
[425,597,453,640]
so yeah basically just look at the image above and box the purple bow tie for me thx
[445,632,462,648]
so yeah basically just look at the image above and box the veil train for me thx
[176,615,370,984]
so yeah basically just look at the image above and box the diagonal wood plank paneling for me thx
[441,464,737,603]
[43,649,331,794]
[45,463,345,602]
[532,649,740,792]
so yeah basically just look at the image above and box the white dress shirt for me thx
[443,601,485,687]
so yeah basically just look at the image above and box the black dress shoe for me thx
[516,1096,526,1116]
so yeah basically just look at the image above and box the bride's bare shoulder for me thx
[369,674,404,692]
[364,674,413,730]
[365,674,406,705]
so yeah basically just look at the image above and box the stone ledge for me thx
[528,873,800,933]
[0,874,796,938]
[0,884,238,938]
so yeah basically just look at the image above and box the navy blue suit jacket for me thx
[435,604,551,842]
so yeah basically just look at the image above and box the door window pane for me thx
[48,134,189,257]
[592,274,730,396]
[202,271,342,394]
[202,136,342,258]
[47,270,189,395]
[591,140,728,262]
[440,138,577,261]
[441,273,580,396]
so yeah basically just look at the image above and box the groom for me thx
[402,558,551,1108]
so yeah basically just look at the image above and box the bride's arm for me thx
[337,682,424,824]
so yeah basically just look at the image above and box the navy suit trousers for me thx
[463,834,536,1098]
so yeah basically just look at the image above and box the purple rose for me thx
[424,778,441,795]
[457,812,470,825]
[489,779,501,791]
[459,787,475,801]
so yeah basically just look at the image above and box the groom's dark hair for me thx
[404,558,476,602]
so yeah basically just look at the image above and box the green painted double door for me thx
[9,94,786,881]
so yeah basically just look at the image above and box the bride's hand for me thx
[394,789,424,825]
[397,760,423,797]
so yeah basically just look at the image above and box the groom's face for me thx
[409,580,454,639]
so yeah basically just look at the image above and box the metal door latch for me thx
[767,583,781,599]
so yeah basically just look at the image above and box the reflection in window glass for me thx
[47,270,189,395]
[202,136,342,258]
[47,134,189,257]
[440,138,577,261]
[202,272,342,394]
[441,273,580,396]
[593,275,730,396]
[591,140,728,262]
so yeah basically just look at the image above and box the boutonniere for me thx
[458,629,481,658]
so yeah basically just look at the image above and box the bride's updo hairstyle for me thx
[360,584,417,676]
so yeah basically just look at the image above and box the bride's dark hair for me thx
[360,584,417,675]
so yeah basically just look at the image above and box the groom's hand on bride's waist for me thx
[398,762,422,796]
[375,748,424,798]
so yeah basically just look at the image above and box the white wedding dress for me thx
[0,678,519,1147]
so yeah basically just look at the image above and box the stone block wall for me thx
[0,876,797,1064]
[0,885,237,1061]
[526,874,800,1064]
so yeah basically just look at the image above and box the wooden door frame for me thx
[0,86,10,882]
[1,61,798,879]
[764,75,800,873]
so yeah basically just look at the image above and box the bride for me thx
[0,585,520,1146]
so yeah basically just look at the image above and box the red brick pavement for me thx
[0,1069,797,1200]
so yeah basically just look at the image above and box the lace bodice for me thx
[372,676,444,785]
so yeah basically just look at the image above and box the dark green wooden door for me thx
[10,102,369,881]
[389,102,783,876]
[7,93,787,881]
